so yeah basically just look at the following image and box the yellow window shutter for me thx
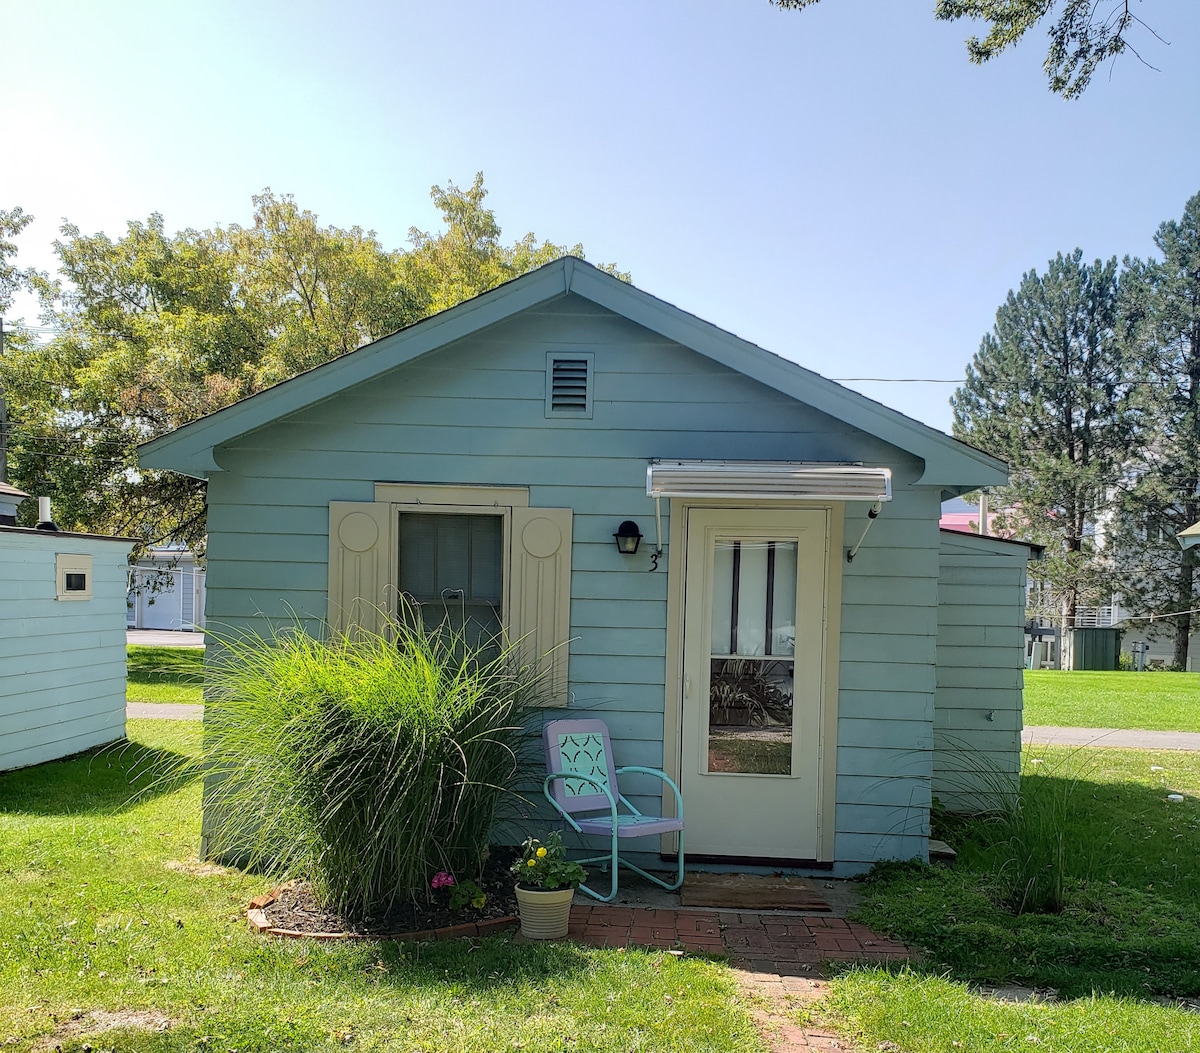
[327,501,393,638]
[509,506,573,706]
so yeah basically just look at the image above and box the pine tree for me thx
[952,250,1131,633]
[1110,192,1200,668]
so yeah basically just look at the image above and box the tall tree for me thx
[0,176,623,553]
[0,207,39,313]
[771,0,1158,98]
[951,250,1130,631]
[1109,191,1200,667]
[0,206,47,487]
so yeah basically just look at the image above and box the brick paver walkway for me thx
[568,903,910,967]
[566,904,911,1052]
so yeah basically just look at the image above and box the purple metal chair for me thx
[542,718,685,902]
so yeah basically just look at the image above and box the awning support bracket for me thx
[651,496,664,571]
[846,502,883,563]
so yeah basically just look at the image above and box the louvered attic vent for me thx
[546,352,594,418]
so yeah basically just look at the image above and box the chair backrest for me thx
[543,718,620,815]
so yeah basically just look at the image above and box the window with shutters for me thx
[545,352,594,418]
[328,485,573,705]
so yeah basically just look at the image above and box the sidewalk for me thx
[127,629,205,648]
[127,702,203,720]
[1024,725,1200,750]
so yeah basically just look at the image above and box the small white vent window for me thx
[56,553,93,601]
[546,353,594,418]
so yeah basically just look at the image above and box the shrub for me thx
[200,614,547,919]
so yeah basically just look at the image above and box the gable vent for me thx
[546,353,594,418]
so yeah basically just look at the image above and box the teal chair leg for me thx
[542,755,685,903]
[577,824,622,902]
[575,830,685,902]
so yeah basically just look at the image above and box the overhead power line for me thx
[829,376,962,384]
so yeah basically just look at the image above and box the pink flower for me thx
[431,871,456,889]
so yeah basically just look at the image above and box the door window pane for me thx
[707,539,797,775]
[707,658,794,775]
[710,541,797,657]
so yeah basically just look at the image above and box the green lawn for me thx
[126,645,204,705]
[1024,669,1200,731]
[7,717,1197,1051]
[0,720,762,1053]
[856,746,1200,978]
[835,745,1200,1049]
[822,970,1199,1053]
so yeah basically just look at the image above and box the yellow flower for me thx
[527,858,537,867]
[536,847,547,858]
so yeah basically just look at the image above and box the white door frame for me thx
[662,499,844,862]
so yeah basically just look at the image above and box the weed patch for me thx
[859,747,1200,998]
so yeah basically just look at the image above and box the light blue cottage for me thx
[141,258,1025,875]
[1,516,134,772]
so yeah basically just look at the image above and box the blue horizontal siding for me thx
[0,532,130,772]
[934,539,1028,811]
[202,295,947,867]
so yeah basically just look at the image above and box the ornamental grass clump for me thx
[200,615,546,920]
[933,742,1095,915]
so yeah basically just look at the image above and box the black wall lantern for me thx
[613,520,643,555]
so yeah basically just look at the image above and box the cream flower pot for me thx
[515,884,575,940]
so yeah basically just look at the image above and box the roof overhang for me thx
[1178,520,1200,551]
[647,460,892,502]
[140,257,1008,492]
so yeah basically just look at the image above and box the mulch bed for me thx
[249,848,520,941]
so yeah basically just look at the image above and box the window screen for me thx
[398,513,503,646]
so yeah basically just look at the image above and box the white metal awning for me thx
[646,460,893,502]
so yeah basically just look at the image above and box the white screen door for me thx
[681,507,830,859]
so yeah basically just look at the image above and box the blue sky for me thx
[4,0,1199,432]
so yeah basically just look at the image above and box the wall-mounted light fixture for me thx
[613,520,643,555]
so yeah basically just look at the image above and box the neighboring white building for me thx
[942,496,1198,670]
[0,482,27,525]
[126,546,206,632]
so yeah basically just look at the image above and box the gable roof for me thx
[139,257,1006,491]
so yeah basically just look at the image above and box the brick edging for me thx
[246,887,518,942]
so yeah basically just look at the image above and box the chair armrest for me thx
[615,766,684,822]
[543,770,618,832]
